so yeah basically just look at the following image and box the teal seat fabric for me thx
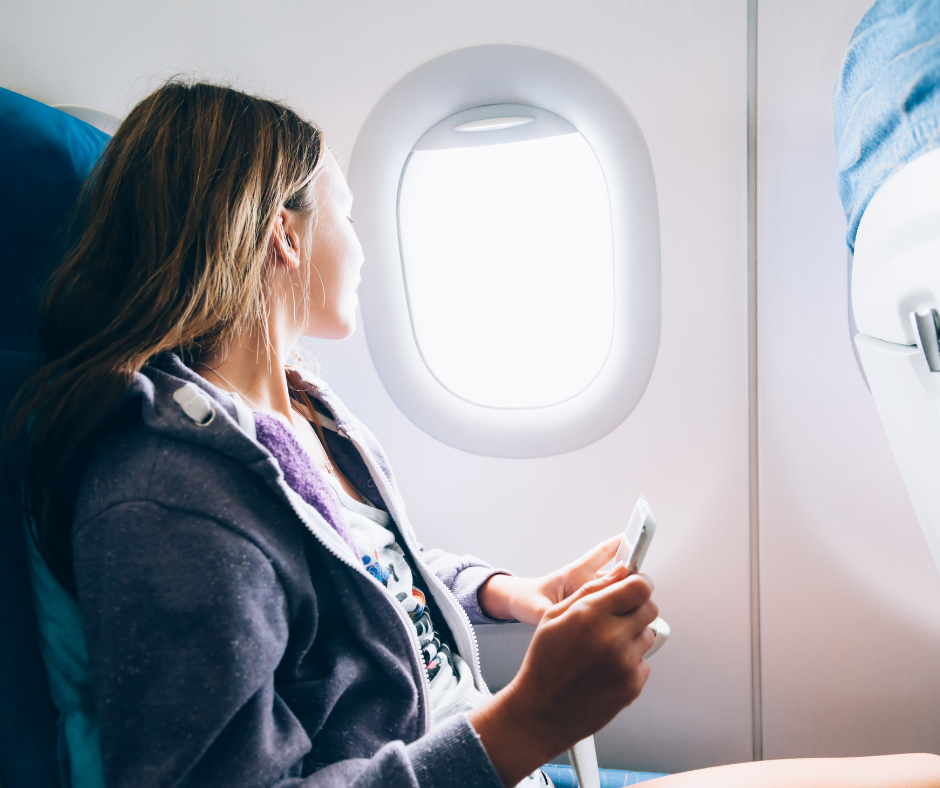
[0,87,109,788]
[0,89,108,354]
[541,763,667,786]
[24,524,104,788]
[0,353,58,788]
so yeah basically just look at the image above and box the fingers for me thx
[543,562,632,620]
[614,649,652,709]
[543,566,659,650]
[627,658,652,705]
[558,535,623,593]
[633,598,660,630]
[636,622,656,655]
[578,534,623,573]
[586,573,657,620]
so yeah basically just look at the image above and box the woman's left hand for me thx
[477,535,623,625]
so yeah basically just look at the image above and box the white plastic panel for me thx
[856,335,940,573]
[414,103,576,149]
[852,147,940,346]
[348,44,660,458]
[757,0,940,760]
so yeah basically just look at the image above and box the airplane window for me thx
[398,110,614,409]
[349,44,660,457]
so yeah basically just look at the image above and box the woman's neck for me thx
[197,332,298,425]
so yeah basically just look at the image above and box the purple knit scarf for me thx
[253,412,358,556]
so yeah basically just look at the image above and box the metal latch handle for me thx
[912,309,940,372]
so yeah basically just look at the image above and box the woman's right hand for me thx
[468,563,658,787]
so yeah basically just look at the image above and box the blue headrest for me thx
[0,89,108,788]
[0,88,108,353]
[834,0,940,253]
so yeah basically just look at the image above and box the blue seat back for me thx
[0,88,108,788]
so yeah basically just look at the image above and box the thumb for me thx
[543,562,631,620]
[585,573,654,617]
[578,534,623,575]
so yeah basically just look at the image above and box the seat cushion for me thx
[0,87,109,788]
[0,88,108,352]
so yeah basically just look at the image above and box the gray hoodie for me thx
[72,353,507,788]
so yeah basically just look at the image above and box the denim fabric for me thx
[834,0,940,252]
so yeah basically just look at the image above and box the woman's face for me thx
[282,148,364,340]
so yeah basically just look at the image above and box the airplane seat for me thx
[0,87,108,788]
[835,0,940,576]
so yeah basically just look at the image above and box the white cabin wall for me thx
[306,4,754,773]
[2,0,762,774]
[757,0,940,759]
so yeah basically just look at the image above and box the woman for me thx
[8,81,938,788]
[9,81,657,788]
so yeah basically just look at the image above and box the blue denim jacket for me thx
[70,352,506,788]
[834,0,940,252]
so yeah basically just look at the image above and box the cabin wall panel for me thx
[756,0,940,759]
[2,0,751,773]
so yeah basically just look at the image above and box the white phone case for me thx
[615,496,657,574]
[616,497,669,657]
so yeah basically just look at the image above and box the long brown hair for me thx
[4,80,322,590]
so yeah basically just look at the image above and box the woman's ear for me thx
[272,206,302,270]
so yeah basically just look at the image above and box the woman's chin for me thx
[306,314,357,341]
[335,319,356,340]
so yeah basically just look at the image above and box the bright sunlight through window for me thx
[398,132,614,409]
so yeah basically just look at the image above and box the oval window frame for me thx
[348,43,661,458]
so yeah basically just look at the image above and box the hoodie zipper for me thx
[284,373,488,701]
[228,384,487,736]
[275,475,435,724]
[224,392,435,729]
[338,428,489,709]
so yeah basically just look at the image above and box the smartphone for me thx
[614,496,669,658]
[614,496,657,575]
